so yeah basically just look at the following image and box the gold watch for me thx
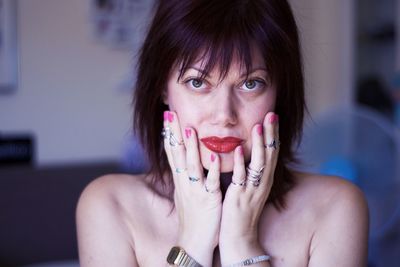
[167,246,202,267]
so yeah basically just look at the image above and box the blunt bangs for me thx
[167,0,285,85]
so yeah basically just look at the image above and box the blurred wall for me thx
[0,0,133,166]
[0,0,355,166]
[290,0,355,115]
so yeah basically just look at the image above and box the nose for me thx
[210,87,238,127]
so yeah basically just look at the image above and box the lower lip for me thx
[201,140,242,153]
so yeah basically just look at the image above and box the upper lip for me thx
[200,136,243,143]
[200,136,244,153]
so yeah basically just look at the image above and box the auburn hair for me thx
[133,0,305,209]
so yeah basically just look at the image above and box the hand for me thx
[219,112,279,265]
[163,110,222,267]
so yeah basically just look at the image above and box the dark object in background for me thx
[0,134,34,166]
[0,161,122,267]
[356,76,395,119]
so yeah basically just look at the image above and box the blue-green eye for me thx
[245,80,257,89]
[241,79,266,91]
[185,78,208,91]
[191,79,203,88]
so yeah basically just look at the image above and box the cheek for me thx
[240,100,275,160]
[168,94,203,133]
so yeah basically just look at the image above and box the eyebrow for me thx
[182,66,268,78]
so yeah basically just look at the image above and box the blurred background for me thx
[0,0,399,266]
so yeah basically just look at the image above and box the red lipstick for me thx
[200,136,243,153]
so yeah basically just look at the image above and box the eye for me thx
[191,79,203,88]
[184,78,208,91]
[240,79,266,91]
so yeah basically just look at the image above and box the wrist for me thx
[176,240,215,267]
[167,246,207,267]
[221,255,271,267]
[219,234,258,252]
[219,239,266,266]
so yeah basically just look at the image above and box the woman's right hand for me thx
[163,110,222,267]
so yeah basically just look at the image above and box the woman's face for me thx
[165,47,276,172]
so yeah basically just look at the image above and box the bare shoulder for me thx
[291,172,369,267]
[292,172,368,211]
[76,173,154,267]
[76,173,155,226]
[77,173,153,208]
[289,172,369,231]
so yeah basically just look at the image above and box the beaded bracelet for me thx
[223,255,271,267]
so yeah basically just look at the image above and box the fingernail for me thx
[163,111,168,121]
[168,112,174,122]
[257,124,263,135]
[211,154,216,162]
[269,114,279,124]
[185,128,192,139]
[238,146,243,156]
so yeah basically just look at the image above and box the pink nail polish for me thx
[185,128,192,139]
[269,114,279,124]
[211,154,216,162]
[168,112,174,122]
[257,124,263,135]
[163,111,168,121]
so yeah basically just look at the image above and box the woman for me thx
[76,0,369,266]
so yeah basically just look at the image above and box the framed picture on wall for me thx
[89,0,154,50]
[0,0,18,93]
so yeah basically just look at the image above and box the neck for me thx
[220,172,233,196]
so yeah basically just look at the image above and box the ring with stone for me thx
[188,176,200,182]
[175,167,187,174]
[265,139,280,150]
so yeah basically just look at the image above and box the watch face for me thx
[167,246,181,264]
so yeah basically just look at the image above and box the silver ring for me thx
[161,127,170,139]
[161,127,184,146]
[189,176,200,182]
[231,180,246,187]
[247,166,264,178]
[205,184,219,193]
[169,133,184,146]
[246,166,264,187]
[175,167,187,174]
[247,180,261,187]
[265,139,280,150]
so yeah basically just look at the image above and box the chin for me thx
[218,153,235,173]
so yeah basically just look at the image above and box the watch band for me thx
[167,246,203,267]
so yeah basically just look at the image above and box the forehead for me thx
[176,43,266,79]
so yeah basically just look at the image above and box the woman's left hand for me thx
[219,112,279,265]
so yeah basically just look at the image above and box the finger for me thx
[262,112,280,187]
[229,145,247,191]
[163,110,186,190]
[166,111,187,177]
[205,153,221,194]
[184,127,204,185]
[246,123,266,191]
[163,111,177,179]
